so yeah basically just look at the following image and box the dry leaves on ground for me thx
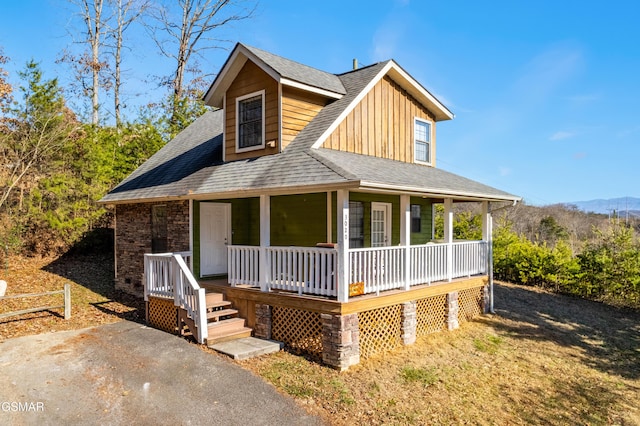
[0,254,143,341]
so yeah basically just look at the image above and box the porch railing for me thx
[144,252,207,343]
[349,246,406,294]
[228,245,260,286]
[452,241,488,278]
[268,246,337,296]
[226,240,488,299]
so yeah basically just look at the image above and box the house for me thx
[100,43,520,369]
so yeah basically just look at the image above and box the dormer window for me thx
[236,90,265,152]
[414,118,432,164]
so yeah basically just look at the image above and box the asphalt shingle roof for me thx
[101,51,519,204]
[243,44,346,95]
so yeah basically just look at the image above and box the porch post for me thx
[400,195,411,290]
[336,189,349,302]
[260,194,271,292]
[444,198,453,282]
[327,191,332,243]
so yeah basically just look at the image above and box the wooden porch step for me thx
[207,328,253,345]
[207,317,252,344]
[207,300,232,310]
[205,292,225,304]
[208,317,246,334]
[206,308,238,320]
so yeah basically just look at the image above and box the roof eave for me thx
[203,43,344,108]
[358,180,521,203]
[386,61,454,121]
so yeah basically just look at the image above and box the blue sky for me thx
[1,0,639,205]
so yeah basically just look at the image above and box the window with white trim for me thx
[236,90,265,151]
[414,118,431,164]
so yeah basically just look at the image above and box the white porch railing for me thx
[409,243,449,285]
[452,241,488,278]
[267,246,337,296]
[144,252,207,344]
[226,240,488,299]
[228,245,260,286]
[349,246,406,294]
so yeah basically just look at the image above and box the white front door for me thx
[200,203,232,276]
[371,202,392,247]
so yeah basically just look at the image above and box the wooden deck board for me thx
[198,276,488,316]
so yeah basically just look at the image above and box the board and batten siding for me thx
[224,61,279,162]
[324,76,437,165]
[281,86,328,150]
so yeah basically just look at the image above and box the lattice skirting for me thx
[416,294,447,336]
[358,304,403,359]
[147,297,178,334]
[271,306,323,358]
[458,286,483,323]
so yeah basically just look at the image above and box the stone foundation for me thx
[115,201,190,296]
[321,313,360,371]
[401,301,417,345]
[446,291,460,330]
[254,303,272,339]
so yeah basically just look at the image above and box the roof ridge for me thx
[335,59,392,77]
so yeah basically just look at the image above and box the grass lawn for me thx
[239,283,640,425]
[1,254,638,424]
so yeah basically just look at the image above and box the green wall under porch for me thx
[193,193,434,277]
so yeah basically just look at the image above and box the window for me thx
[411,204,421,233]
[236,90,265,151]
[151,205,167,253]
[349,201,364,248]
[414,118,431,164]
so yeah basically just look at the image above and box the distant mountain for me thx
[567,197,640,216]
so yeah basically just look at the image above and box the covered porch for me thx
[218,190,495,303]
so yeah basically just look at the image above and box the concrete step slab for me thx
[210,337,283,361]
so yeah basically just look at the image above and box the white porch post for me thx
[259,194,271,292]
[400,195,411,290]
[337,189,349,302]
[444,198,453,282]
[327,191,332,243]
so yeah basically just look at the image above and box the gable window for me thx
[236,90,265,152]
[414,118,432,164]
[411,204,421,233]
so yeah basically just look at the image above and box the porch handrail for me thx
[173,254,208,344]
[144,253,175,300]
[267,246,337,297]
[144,252,207,344]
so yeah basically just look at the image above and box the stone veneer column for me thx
[321,313,360,370]
[254,304,272,339]
[401,301,417,345]
[483,285,491,314]
[446,291,460,330]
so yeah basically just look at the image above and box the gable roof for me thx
[204,43,346,108]
[101,46,519,205]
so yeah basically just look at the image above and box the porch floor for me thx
[198,275,488,314]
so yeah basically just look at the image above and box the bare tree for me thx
[62,0,110,125]
[147,0,255,123]
[109,0,150,128]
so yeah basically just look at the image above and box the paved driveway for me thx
[0,321,326,425]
